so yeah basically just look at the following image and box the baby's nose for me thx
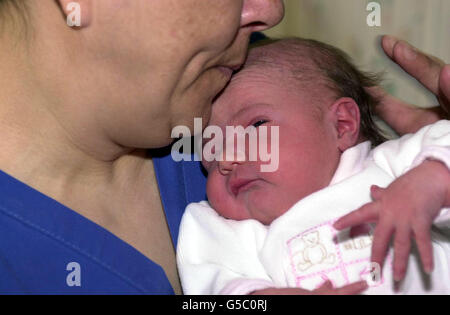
[218,159,241,175]
[218,145,247,175]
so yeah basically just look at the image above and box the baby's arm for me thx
[334,121,450,282]
[177,202,274,295]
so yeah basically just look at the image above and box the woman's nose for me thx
[241,0,285,31]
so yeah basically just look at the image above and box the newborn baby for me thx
[176,38,450,295]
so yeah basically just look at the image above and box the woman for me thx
[0,0,284,294]
[0,0,447,294]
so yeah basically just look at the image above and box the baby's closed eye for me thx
[249,118,270,128]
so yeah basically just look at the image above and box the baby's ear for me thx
[329,97,361,152]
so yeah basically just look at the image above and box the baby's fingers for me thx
[334,203,378,231]
[393,225,412,282]
[414,224,434,275]
[371,220,394,272]
[370,185,386,201]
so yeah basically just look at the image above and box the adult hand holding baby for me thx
[372,35,450,135]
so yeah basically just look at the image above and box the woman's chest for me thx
[102,182,182,295]
[68,168,183,294]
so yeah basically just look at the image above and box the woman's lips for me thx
[230,178,261,196]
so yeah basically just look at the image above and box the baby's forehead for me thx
[211,61,328,118]
[210,68,289,114]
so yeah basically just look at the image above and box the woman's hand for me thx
[372,35,450,135]
[251,281,368,295]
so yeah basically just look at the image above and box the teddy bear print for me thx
[292,231,336,272]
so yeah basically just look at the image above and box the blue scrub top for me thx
[0,149,207,294]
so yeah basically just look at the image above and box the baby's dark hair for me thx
[247,37,388,146]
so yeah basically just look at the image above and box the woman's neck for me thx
[0,33,159,224]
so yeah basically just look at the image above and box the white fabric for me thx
[177,121,450,295]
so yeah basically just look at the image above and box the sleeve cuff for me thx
[411,146,450,171]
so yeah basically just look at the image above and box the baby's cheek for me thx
[206,173,246,220]
[206,173,229,216]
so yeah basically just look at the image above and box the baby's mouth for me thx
[229,178,261,197]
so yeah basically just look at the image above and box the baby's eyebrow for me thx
[230,102,274,121]
[201,103,274,148]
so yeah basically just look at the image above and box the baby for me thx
[176,38,450,295]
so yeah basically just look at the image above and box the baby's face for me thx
[203,67,342,225]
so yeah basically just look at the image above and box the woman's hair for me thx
[248,37,388,146]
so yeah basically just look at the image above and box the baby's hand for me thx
[251,281,368,295]
[334,160,450,282]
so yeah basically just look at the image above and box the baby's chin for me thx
[213,199,288,226]
[212,202,254,222]
[246,196,305,225]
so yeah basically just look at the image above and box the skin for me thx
[373,35,450,135]
[253,280,368,295]
[204,63,362,225]
[0,0,284,294]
